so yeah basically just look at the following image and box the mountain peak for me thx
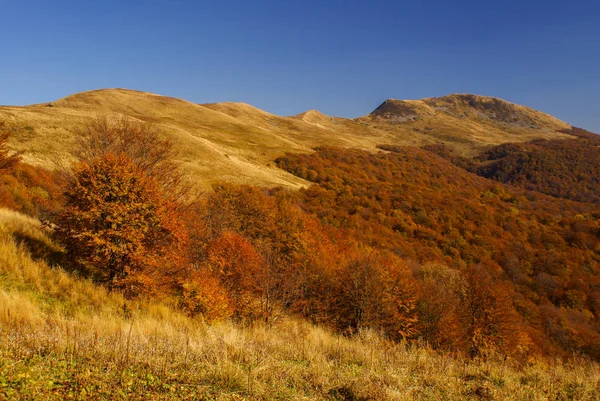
[422,93,521,110]
[370,93,569,130]
[371,99,420,121]
[422,93,567,128]
[293,109,332,125]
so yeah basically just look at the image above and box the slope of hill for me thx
[3,89,600,397]
[277,146,600,358]
[367,94,570,154]
[1,208,599,400]
[0,88,574,189]
[418,127,600,204]
[474,135,600,204]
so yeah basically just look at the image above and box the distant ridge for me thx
[372,94,568,130]
[371,99,420,120]
[0,88,578,189]
[292,110,334,126]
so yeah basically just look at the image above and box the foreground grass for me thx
[1,209,599,400]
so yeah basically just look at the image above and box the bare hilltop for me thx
[0,88,572,189]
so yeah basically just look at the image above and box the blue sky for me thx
[1,0,599,131]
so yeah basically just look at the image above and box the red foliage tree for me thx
[460,265,528,357]
[414,263,467,350]
[55,152,188,296]
[207,231,266,320]
[179,269,233,321]
[333,249,419,340]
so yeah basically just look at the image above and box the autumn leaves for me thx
[277,145,600,359]
[6,118,598,360]
[54,120,188,296]
[49,120,419,345]
[55,153,188,296]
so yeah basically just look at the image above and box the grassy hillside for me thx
[360,94,570,153]
[1,208,599,400]
[0,89,573,190]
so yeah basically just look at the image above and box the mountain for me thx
[367,94,570,152]
[3,88,600,382]
[0,88,575,189]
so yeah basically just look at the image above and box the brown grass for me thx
[1,208,599,400]
[0,89,572,191]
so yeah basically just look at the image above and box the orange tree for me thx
[55,152,188,296]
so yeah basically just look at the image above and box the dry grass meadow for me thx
[1,208,599,400]
[0,89,572,190]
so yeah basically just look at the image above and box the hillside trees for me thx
[0,122,63,218]
[413,263,467,350]
[333,250,418,340]
[40,118,600,358]
[201,184,314,322]
[55,153,188,295]
[277,145,600,358]
[427,135,600,205]
[206,231,266,320]
[0,163,64,221]
[474,137,600,204]
[54,120,189,296]
[461,265,526,356]
[188,183,422,337]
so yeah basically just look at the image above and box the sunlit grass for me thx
[0,88,572,193]
[1,208,598,400]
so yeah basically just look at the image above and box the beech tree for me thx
[179,268,232,321]
[75,118,186,200]
[55,152,187,296]
[207,231,265,320]
[413,263,467,350]
[460,265,525,356]
[54,119,190,296]
[334,250,419,340]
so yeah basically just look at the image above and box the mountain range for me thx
[0,88,576,189]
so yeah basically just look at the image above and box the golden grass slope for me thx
[367,94,570,153]
[0,88,572,190]
[1,208,599,400]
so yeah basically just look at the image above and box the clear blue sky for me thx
[1,0,599,131]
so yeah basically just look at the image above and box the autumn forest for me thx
[1,117,599,370]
